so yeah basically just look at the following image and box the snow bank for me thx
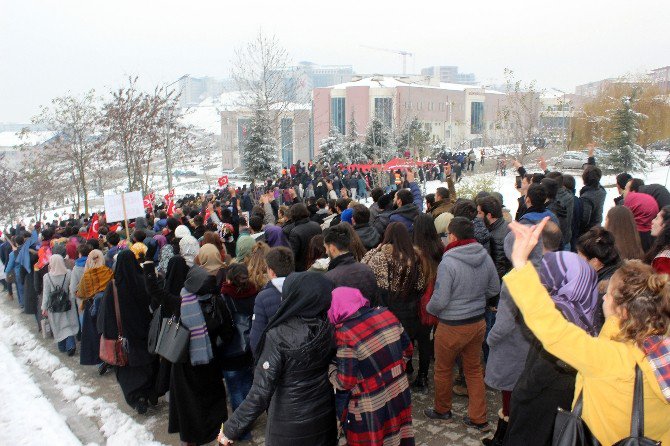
[0,310,164,446]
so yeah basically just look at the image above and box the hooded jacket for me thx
[555,188,574,245]
[579,184,607,234]
[427,242,500,323]
[389,204,419,232]
[353,223,380,250]
[487,218,511,279]
[546,198,569,245]
[624,191,659,232]
[519,206,559,227]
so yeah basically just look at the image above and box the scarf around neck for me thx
[445,238,477,252]
[180,265,215,366]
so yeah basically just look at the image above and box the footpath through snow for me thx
[0,303,165,446]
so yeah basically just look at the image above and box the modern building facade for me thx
[312,75,507,158]
[421,66,477,85]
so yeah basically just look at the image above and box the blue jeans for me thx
[57,335,76,352]
[15,276,24,307]
[224,368,253,439]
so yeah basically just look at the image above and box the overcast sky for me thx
[1,0,668,123]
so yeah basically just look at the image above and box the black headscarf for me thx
[110,249,151,340]
[164,256,189,296]
[255,271,334,364]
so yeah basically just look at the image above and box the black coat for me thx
[579,185,606,235]
[640,184,670,209]
[223,316,337,445]
[488,218,511,279]
[354,223,381,250]
[288,218,322,272]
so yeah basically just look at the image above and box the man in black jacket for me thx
[477,196,511,279]
[351,205,380,250]
[323,224,378,303]
[287,203,322,272]
[579,166,607,235]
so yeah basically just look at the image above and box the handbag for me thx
[611,365,660,446]
[99,281,129,367]
[6,270,16,284]
[418,281,438,326]
[221,296,252,359]
[40,316,52,339]
[552,393,599,446]
[147,306,163,355]
[155,317,190,363]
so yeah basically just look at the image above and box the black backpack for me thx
[47,275,71,313]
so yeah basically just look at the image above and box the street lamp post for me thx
[165,74,189,192]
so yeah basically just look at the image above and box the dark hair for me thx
[352,204,370,225]
[167,217,180,231]
[541,178,559,200]
[582,165,602,188]
[606,206,645,261]
[646,206,670,264]
[378,193,393,210]
[77,243,93,257]
[531,173,545,184]
[316,198,327,209]
[477,196,503,219]
[425,193,435,209]
[290,203,310,221]
[336,198,351,212]
[159,211,167,219]
[577,227,620,267]
[448,217,474,240]
[546,171,564,188]
[435,187,449,201]
[452,199,478,220]
[133,229,146,243]
[563,174,576,192]
[381,222,420,298]
[344,221,368,261]
[106,232,120,246]
[41,228,54,241]
[249,215,263,232]
[323,223,351,251]
[305,235,327,270]
[371,187,384,203]
[396,189,413,206]
[87,239,100,250]
[238,216,248,227]
[226,263,250,289]
[616,172,632,189]
[629,178,644,192]
[193,215,204,226]
[413,214,445,283]
[526,183,548,208]
[265,246,295,277]
[541,220,563,252]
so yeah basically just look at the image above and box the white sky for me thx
[1,0,668,123]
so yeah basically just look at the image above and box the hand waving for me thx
[507,217,550,269]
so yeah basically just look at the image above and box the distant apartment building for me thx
[312,75,508,158]
[421,66,477,85]
[574,78,616,97]
[650,66,670,93]
[179,76,236,107]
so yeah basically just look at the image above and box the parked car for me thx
[173,169,197,177]
[557,151,589,170]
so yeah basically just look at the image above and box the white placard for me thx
[103,191,146,223]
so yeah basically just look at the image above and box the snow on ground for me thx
[0,340,83,446]
[0,310,165,446]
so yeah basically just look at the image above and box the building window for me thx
[331,97,345,134]
[281,117,293,167]
[237,118,252,153]
[428,102,434,111]
[470,102,484,134]
[374,97,393,129]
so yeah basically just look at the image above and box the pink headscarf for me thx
[328,287,370,325]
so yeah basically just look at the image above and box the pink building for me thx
[312,75,507,157]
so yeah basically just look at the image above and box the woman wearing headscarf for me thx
[504,250,599,446]
[76,249,114,367]
[264,225,290,248]
[97,250,155,414]
[180,235,201,267]
[41,254,78,356]
[220,272,337,446]
[194,243,227,285]
[328,286,414,446]
[143,260,231,445]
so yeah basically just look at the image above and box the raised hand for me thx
[507,217,550,269]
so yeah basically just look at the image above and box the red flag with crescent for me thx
[87,214,100,240]
[218,175,229,187]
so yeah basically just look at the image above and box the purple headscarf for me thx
[539,251,600,335]
[264,225,290,248]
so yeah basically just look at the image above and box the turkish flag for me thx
[217,175,229,187]
[164,193,175,217]
[87,214,99,240]
[143,194,153,211]
[204,208,211,222]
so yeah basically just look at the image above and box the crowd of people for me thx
[1,149,669,446]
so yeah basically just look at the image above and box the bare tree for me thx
[0,153,21,226]
[15,148,62,223]
[231,31,297,143]
[497,68,545,162]
[29,90,103,215]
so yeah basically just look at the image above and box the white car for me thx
[557,151,589,170]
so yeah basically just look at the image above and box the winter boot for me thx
[481,409,508,446]
[411,373,428,392]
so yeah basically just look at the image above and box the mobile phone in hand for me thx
[515,175,522,189]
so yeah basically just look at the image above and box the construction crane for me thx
[360,45,414,75]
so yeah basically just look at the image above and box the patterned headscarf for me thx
[539,251,600,335]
